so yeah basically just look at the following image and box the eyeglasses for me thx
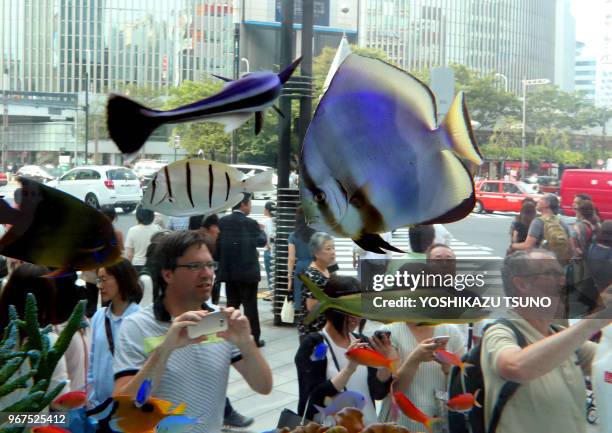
[520,270,564,279]
[175,261,218,271]
[96,276,115,285]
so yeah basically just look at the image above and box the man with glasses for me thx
[480,249,611,433]
[112,231,272,433]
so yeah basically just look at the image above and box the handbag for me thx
[277,396,312,429]
[281,296,295,323]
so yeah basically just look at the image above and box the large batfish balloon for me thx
[141,159,274,217]
[300,54,483,253]
[107,57,302,156]
[0,177,121,273]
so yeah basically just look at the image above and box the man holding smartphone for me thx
[112,231,272,433]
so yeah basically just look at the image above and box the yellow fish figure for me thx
[300,54,483,254]
[87,395,186,433]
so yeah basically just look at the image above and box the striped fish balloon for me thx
[141,159,274,217]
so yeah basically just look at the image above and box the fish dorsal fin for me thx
[210,73,233,83]
[278,57,303,84]
[329,54,438,130]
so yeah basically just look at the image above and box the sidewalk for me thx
[224,297,299,433]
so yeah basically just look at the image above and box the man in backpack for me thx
[480,249,611,433]
[510,194,572,264]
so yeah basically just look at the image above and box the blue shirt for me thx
[87,302,140,405]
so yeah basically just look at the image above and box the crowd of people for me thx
[0,189,610,433]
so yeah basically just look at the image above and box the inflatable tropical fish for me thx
[107,57,302,155]
[0,178,121,273]
[86,395,186,433]
[300,53,483,253]
[141,159,273,217]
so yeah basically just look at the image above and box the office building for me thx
[358,0,557,93]
[575,41,597,103]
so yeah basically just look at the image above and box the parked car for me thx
[0,172,7,187]
[560,169,612,220]
[230,164,277,199]
[46,165,142,212]
[133,159,168,187]
[16,165,55,183]
[474,180,541,213]
[525,175,560,195]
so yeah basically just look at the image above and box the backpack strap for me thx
[486,319,527,433]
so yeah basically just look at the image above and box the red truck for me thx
[560,169,612,220]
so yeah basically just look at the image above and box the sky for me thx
[571,0,605,56]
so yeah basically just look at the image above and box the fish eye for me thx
[313,191,326,203]
[140,403,154,412]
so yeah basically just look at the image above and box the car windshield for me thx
[107,168,138,180]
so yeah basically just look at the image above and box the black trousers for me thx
[225,281,261,343]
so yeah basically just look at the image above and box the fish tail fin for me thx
[389,358,400,375]
[107,94,160,155]
[299,274,333,324]
[461,362,475,377]
[440,91,483,165]
[242,169,274,193]
[474,389,482,408]
[425,417,442,433]
[314,404,327,420]
[278,57,303,84]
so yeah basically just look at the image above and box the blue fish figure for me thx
[313,390,366,419]
[135,378,152,408]
[154,414,205,433]
[107,57,302,155]
[310,342,328,361]
[300,53,483,254]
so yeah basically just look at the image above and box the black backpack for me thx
[448,319,527,433]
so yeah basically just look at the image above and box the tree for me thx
[165,80,233,158]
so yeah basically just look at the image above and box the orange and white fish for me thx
[345,347,398,374]
[434,349,472,376]
[393,391,440,433]
[51,390,88,410]
[447,390,482,413]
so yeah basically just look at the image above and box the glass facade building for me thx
[358,0,557,93]
[1,0,235,94]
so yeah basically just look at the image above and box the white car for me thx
[46,165,143,212]
[231,164,277,199]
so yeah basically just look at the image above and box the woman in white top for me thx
[378,322,465,432]
[125,206,161,273]
[295,276,396,426]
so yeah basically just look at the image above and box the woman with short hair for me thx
[88,258,142,406]
[297,232,336,339]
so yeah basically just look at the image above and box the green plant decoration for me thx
[0,294,86,433]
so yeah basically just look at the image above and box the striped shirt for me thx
[378,323,464,432]
[113,304,241,433]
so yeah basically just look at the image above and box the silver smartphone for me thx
[433,335,450,347]
[187,311,228,339]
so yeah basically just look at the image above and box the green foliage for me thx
[0,295,86,433]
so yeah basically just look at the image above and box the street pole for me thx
[231,6,241,164]
[277,0,294,189]
[174,135,180,162]
[520,78,550,180]
[521,78,527,181]
[84,70,89,165]
[298,0,313,153]
[2,89,7,173]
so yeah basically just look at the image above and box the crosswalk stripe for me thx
[250,213,501,278]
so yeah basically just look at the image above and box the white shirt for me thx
[321,330,377,426]
[261,216,274,251]
[125,224,161,265]
[433,224,453,246]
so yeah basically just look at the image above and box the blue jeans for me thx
[264,249,272,288]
